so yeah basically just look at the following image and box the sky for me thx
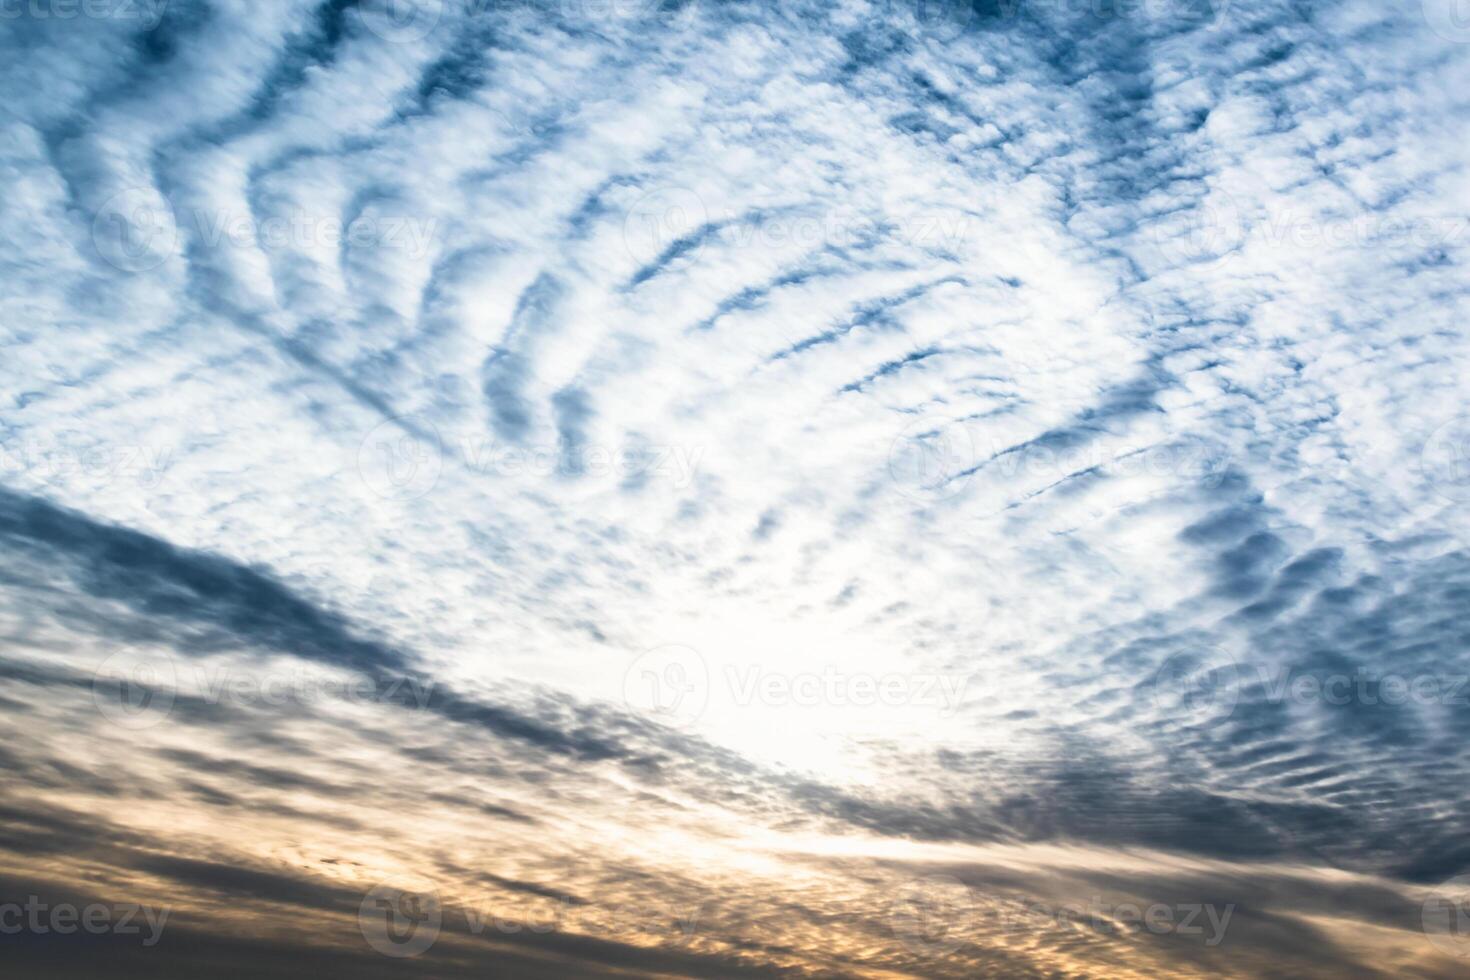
[2,0,1470,976]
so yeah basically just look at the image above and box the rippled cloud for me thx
[2,0,1469,976]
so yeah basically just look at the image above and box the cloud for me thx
[2,0,1469,975]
